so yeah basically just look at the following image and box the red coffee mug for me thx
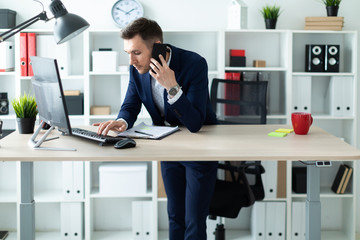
[291,112,313,135]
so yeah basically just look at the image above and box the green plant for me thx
[260,5,282,20]
[11,93,38,118]
[321,0,341,7]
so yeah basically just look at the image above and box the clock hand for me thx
[125,8,137,15]
[116,7,128,13]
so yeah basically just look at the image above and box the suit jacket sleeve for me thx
[116,67,142,128]
[168,56,212,133]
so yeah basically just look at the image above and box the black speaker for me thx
[325,45,340,72]
[305,44,325,72]
[0,93,9,115]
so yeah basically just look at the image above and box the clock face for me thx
[111,0,144,28]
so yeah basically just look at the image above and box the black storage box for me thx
[0,9,16,29]
[292,167,307,193]
[230,56,246,67]
[64,94,84,115]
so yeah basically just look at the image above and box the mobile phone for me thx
[151,43,167,65]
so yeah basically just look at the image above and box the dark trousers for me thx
[161,161,218,240]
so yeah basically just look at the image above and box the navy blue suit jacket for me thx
[117,44,217,133]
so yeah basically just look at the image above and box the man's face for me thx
[124,34,152,74]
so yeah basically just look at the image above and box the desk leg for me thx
[306,163,321,240]
[18,162,35,240]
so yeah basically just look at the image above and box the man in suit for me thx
[94,17,218,240]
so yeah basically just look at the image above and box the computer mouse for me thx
[114,138,136,149]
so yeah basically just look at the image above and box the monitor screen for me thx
[30,56,71,134]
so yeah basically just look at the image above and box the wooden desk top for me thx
[1,125,360,161]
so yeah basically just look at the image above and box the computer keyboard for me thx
[71,128,123,144]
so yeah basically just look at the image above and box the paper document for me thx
[117,122,179,139]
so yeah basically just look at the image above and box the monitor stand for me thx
[28,124,76,151]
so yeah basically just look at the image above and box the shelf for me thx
[34,190,63,202]
[312,115,354,120]
[91,231,132,240]
[0,190,17,203]
[291,187,353,198]
[0,72,15,76]
[267,114,287,119]
[35,232,61,240]
[89,71,129,76]
[225,67,287,72]
[321,230,351,240]
[90,187,153,198]
[224,230,253,240]
[89,114,118,119]
[0,115,15,120]
[293,72,355,77]
[19,75,85,80]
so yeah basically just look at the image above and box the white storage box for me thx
[92,51,118,72]
[99,162,147,195]
[0,41,14,72]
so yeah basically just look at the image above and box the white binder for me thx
[142,201,152,240]
[292,201,306,240]
[70,203,83,240]
[340,77,353,116]
[73,162,84,200]
[273,202,286,240]
[62,161,73,200]
[61,203,83,240]
[265,202,276,239]
[60,203,71,239]
[0,41,14,71]
[132,201,143,240]
[292,76,311,113]
[63,162,84,200]
[262,161,278,199]
[251,202,266,240]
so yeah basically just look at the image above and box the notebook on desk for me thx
[117,122,179,139]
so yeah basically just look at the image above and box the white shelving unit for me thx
[0,29,358,240]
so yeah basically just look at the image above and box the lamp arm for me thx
[0,11,49,42]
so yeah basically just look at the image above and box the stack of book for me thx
[331,164,353,194]
[304,16,344,31]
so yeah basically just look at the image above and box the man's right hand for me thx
[93,120,127,136]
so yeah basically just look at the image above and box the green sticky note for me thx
[268,132,288,137]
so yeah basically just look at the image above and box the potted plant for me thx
[11,93,38,134]
[260,5,282,29]
[321,0,341,16]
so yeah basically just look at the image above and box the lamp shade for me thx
[53,13,89,44]
[49,0,89,44]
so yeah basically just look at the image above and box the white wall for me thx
[2,0,360,30]
[1,0,360,234]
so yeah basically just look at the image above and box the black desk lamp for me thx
[0,0,90,44]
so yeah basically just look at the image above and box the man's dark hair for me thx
[121,17,163,48]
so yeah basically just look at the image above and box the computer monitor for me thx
[29,56,74,150]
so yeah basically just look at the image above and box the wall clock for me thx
[111,0,144,28]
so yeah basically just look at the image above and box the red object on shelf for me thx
[230,49,246,57]
[20,33,28,77]
[27,33,36,76]
[224,72,241,116]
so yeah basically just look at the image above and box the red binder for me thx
[232,72,241,115]
[224,72,241,116]
[224,72,233,116]
[20,33,28,76]
[27,33,36,76]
